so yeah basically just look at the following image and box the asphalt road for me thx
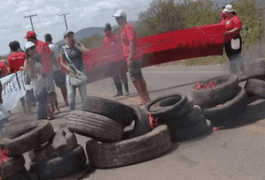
[4,65,265,180]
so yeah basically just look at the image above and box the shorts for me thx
[128,59,143,82]
[53,70,66,88]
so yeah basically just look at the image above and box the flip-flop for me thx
[59,103,69,108]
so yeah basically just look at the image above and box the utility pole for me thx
[58,13,70,30]
[24,14,37,31]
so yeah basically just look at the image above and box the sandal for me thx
[59,103,69,108]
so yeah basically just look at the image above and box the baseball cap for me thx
[24,42,35,50]
[24,31,36,39]
[112,9,127,17]
[223,4,236,13]
[44,33,52,41]
[63,30,74,38]
[104,23,112,31]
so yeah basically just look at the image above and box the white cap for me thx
[223,4,236,13]
[112,9,127,17]
[24,42,35,50]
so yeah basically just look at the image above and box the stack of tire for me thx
[0,120,55,180]
[145,93,212,142]
[28,127,87,180]
[191,74,262,128]
[66,96,172,168]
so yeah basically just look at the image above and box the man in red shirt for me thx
[113,9,151,105]
[7,41,30,113]
[103,23,129,97]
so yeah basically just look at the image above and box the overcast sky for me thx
[0,0,153,55]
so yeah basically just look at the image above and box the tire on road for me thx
[29,145,86,180]
[4,167,30,180]
[28,128,78,163]
[128,105,151,138]
[66,110,124,143]
[82,96,134,127]
[145,93,193,124]
[191,74,239,109]
[203,87,248,127]
[86,125,172,168]
[0,155,25,179]
[0,120,54,157]
[245,78,265,98]
[166,105,205,129]
[169,119,212,142]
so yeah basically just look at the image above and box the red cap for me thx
[24,31,36,39]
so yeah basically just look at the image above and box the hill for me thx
[55,21,140,46]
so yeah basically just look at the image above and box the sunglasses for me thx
[115,17,123,21]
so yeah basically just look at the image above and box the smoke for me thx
[222,43,265,80]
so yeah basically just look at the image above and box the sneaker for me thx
[124,91,129,97]
[113,92,123,97]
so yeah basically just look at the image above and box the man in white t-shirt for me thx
[45,33,69,112]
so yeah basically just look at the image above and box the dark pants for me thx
[36,88,48,120]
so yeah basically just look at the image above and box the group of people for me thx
[3,9,151,121]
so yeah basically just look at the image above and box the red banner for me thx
[74,23,225,83]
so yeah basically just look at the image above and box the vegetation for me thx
[82,0,265,66]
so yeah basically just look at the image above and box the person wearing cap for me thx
[45,33,68,114]
[24,31,56,91]
[222,4,243,74]
[58,30,90,111]
[103,23,129,97]
[113,9,151,105]
[7,41,31,114]
[22,41,56,120]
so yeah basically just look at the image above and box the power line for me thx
[24,14,37,31]
[58,13,70,30]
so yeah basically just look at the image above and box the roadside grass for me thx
[157,54,228,67]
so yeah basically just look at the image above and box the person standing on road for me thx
[222,4,244,75]
[103,23,129,97]
[24,31,57,119]
[22,42,50,120]
[7,41,31,114]
[112,9,151,105]
[58,30,90,111]
[45,33,69,113]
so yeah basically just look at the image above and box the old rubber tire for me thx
[203,87,248,127]
[29,145,86,180]
[170,120,212,142]
[5,167,30,180]
[166,105,205,129]
[128,105,151,138]
[0,120,54,157]
[224,99,265,127]
[28,128,78,163]
[82,96,134,127]
[86,125,172,168]
[245,58,265,78]
[145,93,193,124]
[66,110,124,143]
[0,155,25,179]
[191,74,239,109]
[245,79,265,98]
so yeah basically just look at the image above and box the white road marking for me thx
[142,71,227,74]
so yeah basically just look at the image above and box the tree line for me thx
[82,0,264,51]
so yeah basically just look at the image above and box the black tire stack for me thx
[28,128,87,180]
[191,74,262,127]
[0,120,55,180]
[145,93,212,142]
[71,96,172,168]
